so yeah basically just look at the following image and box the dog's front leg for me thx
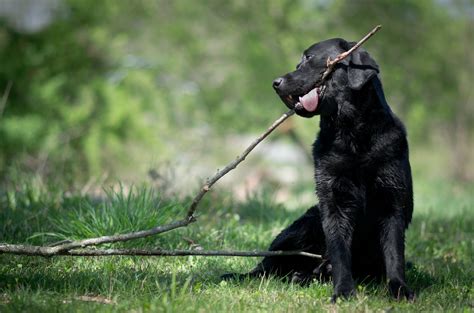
[380,215,415,301]
[318,175,362,302]
[321,202,357,303]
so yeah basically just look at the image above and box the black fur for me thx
[222,38,414,302]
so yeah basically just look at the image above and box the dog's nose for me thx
[272,77,283,89]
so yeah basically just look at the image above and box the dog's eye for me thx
[296,55,314,69]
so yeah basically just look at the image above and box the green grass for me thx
[0,178,473,312]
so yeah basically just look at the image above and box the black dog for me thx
[223,38,414,302]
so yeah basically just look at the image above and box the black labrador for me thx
[223,38,414,302]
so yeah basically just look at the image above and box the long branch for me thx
[66,249,322,258]
[0,110,296,255]
[0,244,321,259]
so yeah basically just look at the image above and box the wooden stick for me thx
[0,244,322,259]
[0,110,296,256]
[0,81,12,117]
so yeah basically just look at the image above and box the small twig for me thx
[320,25,382,83]
[0,81,12,117]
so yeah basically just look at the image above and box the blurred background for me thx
[0,0,472,204]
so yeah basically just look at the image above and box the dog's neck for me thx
[318,77,394,153]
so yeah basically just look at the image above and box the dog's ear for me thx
[344,41,379,90]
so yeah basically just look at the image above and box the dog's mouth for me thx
[284,85,326,113]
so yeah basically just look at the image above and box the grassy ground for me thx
[0,177,472,312]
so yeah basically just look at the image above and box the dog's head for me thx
[272,38,379,118]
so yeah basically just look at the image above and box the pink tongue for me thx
[299,88,319,112]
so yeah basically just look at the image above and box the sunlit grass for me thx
[0,178,472,312]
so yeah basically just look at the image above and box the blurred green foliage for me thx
[0,0,472,182]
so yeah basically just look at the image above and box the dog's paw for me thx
[290,271,314,286]
[330,285,356,303]
[388,280,415,301]
[313,260,332,281]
